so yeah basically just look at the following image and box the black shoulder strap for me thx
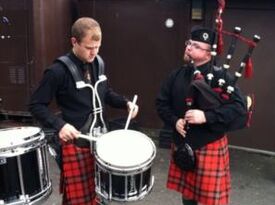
[56,54,105,88]
[93,54,105,75]
[57,55,84,88]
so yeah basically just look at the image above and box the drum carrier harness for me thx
[57,54,107,147]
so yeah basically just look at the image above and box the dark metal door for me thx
[0,0,31,115]
[0,0,75,117]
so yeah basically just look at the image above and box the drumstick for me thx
[77,134,98,142]
[124,94,138,130]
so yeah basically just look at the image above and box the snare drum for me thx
[95,129,156,202]
[0,127,52,204]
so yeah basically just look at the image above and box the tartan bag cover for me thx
[167,136,231,205]
[60,143,97,205]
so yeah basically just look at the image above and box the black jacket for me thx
[29,52,128,132]
[156,62,247,149]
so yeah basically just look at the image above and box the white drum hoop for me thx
[0,127,45,157]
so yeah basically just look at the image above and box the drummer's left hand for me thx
[127,101,139,119]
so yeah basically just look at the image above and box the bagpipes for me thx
[173,0,261,171]
[186,0,260,131]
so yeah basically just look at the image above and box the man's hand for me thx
[59,123,80,142]
[127,101,139,119]
[185,109,206,124]
[175,118,187,137]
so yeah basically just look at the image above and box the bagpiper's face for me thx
[71,33,101,63]
[184,40,211,66]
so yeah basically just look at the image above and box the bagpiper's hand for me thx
[175,118,187,137]
[127,101,139,119]
[185,109,206,124]
[59,123,80,142]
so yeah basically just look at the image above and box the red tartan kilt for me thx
[60,143,97,205]
[167,136,231,205]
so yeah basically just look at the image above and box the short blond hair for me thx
[71,17,102,42]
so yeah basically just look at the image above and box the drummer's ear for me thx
[71,37,78,46]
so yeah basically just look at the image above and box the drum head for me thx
[96,130,155,168]
[0,126,43,149]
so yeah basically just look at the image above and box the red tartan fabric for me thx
[167,136,230,205]
[60,143,97,205]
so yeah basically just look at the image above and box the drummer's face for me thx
[71,31,101,63]
[184,40,211,66]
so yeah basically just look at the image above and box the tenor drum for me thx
[95,129,156,202]
[0,127,52,204]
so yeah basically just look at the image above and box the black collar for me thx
[197,62,211,75]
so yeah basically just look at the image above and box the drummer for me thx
[29,17,138,205]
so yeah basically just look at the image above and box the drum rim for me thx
[0,139,47,158]
[95,151,155,173]
[0,126,45,155]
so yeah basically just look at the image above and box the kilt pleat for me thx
[167,136,230,205]
[60,144,97,205]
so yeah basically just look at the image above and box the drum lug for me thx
[92,127,101,137]
[129,175,137,195]
[0,158,7,165]
[19,194,30,203]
